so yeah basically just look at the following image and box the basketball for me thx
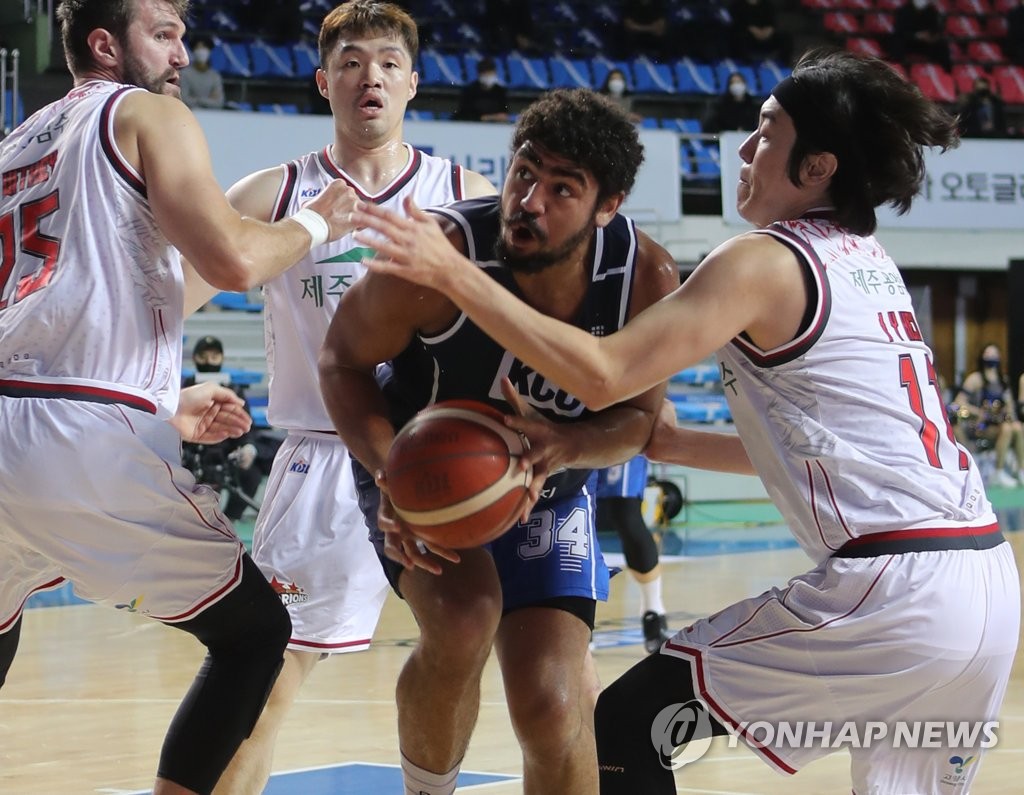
[385,400,533,548]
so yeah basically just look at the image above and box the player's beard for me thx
[495,210,597,275]
[122,49,177,96]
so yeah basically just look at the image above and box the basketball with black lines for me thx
[385,400,533,549]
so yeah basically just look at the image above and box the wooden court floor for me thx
[2,533,1022,795]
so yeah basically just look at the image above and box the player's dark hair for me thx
[511,88,645,202]
[777,48,960,236]
[57,0,190,76]
[319,0,419,70]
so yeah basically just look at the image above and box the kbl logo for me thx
[289,458,310,474]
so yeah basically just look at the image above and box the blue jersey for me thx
[379,195,641,505]
[596,455,650,500]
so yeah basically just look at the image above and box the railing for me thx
[1,48,21,137]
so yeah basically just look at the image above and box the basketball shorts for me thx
[0,397,245,632]
[355,462,609,613]
[251,432,389,654]
[596,455,649,500]
[661,543,1020,794]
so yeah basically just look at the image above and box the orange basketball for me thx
[385,400,533,548]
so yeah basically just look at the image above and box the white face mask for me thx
[728,82,746,99]
[479,73,498,88]
[192,47,210,65]
[912,0,929,8]
[608,78,626,96]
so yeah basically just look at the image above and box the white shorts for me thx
[664,543,1020,794]
[251,432,389,654]
[0,398,245,631]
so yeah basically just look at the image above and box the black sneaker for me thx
[642,611,670,654]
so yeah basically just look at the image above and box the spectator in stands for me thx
[616,0,670,61]
[953,342,1024,487]
[600,68,643,124]
[182,336,263,521]
[179,35,225,109]
[704,71,760,133]
[482,0,547,55]
[453,57,510,122]
[1008,0,1024,66]
[728,0,793,65]
[957,76,1008,138]
[890,0,952,72]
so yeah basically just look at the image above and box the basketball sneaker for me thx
[642,610,670,654]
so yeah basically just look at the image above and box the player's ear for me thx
[594,192,625,228]
[408,69,419,101]
[315,68,329,99]
[88,28,120,70]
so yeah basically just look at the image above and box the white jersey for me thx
[262,144,466,431]
[719,216,994,562]
[0,81,182,419]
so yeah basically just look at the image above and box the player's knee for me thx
[509,677,583,750]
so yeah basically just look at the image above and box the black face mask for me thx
[195,362,222,373]
[982,358,1001,370]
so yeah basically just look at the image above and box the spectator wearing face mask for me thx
[180,35,225,110]
[958,77,1008,138]
[704,71,759,133]
[600,69,643,124]
[453,57,510,122]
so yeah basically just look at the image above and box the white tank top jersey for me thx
[263,143,466,431]
[0,80,183,419]
[718,216,995,563]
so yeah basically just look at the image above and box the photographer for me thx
[183,336,263,520]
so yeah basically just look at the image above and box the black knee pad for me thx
[0,616,22,689]
[596,652,728,794]
[601,497,659,574]
[157,554,291,794]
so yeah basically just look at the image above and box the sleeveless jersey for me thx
[380,196,640,503]
[0,81,183,418]
[718,216,994,563]
[264,144,465,431]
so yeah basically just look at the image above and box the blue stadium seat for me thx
[679,142,694,177]
[671,363,721,385]
[673,58,717,95]
[405,109,436,121]
[505,53,550,90]
[249,40,296,79]
[662,117,703,135]
[419,49,464,86]
[210,39,251,78]
[686,139,722,181]
[210,291,264,311]
[632,57,676,94]
[757,60,792,94]
[3,89,25,131]
[547,55,593,89]
[225,100,254,112]
[257,103,300,114]
[671,394,732,423]
[292,40,320,78]
[640,116,660,129]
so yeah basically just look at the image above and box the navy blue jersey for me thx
[379,195,640,504]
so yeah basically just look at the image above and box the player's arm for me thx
[115,91,358,293]
[355,199,807,411]
[182,166,292,315]
[462,169,499,199]
[645,397,756,474]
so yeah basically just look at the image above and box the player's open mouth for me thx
[359,95,383,111]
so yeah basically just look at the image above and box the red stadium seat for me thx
[885,61,909,80]
[946,15,984,39]
[984,16,1008,38]
[801,0,841,9]
[994,65,1024,103]
[992,0,1019,10]
[955,0,991,13]
[838,0,873,9]
[966,40,1007,64]
[910,63,957,102]
[953,63,993,93]
[824,11,861,34]
[847,37,885,58]
[864,12,895,35]
[875,0,905,8]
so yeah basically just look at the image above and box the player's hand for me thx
[499,379,563,521]
[172,382,251,443]
[350,196,469,291]
[306,179,362,242]
[375,469,461,574]
[644,397,679,462]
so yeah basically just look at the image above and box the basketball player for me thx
[348,49,1020,794]
[595,456,671,653]
[197,4,497,792]
[0,2,361,794]
[319,89,680,794]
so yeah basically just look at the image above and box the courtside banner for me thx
[195,110,682,222]
[719,131,1024,231]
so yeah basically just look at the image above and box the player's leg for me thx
[496,599,601,794]
[216,435,389,794]
[157,554,291,794]
[595,651,730,794]
[0,616,22,689]
[397,550,504,781]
